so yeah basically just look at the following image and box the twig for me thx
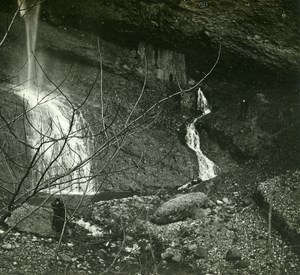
[97,37,108,139]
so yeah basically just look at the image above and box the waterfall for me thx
[185,88,218,181]
[15,0,95,194]
[18,0,40,88]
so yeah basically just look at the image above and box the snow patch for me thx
[76,218,103,237]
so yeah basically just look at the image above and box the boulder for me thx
[5,204,55,237]
[234,259,250,269]
[194,247,208,259]
[225,248,242,262]
[152,192,207,224]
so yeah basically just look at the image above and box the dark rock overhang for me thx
[1,0,299,87]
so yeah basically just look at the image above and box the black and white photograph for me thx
[0,0,299,274]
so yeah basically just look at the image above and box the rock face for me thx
[0,13,193,193]
[2,0,298,83]
[152,192,207,224]
[6,204,55,237]
[0,1,298,197]
[39,0,299,84]
[0,0,298,190]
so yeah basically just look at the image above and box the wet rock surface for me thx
[0,13,194,194]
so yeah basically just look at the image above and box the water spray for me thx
[16,0,95,194]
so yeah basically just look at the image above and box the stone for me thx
[125,235,133,241]
[122,64,130,71]
[152,192,207,224]
[145,243,152,251]
[5,204,56,237]
[232,234,239,244]
[2,243,13,250]
[194,247,208,259]
[216,200,224,205]
[32,236,38,242]
[226,248,242,261]
[204,31,210,37]
[234,259,250,269]
[172,252,182,262]
[161,260,168,266]
[161,251,173,260]
[226,230,235,238]
[222,197,230,204]
[254,34,261,40]
[242,198,252,206]
[187,244,197,251]
[191,208,209,222]
[60,253,73,263]
[211,261,219,272]
[212,209,219,214]
[207,200,215,208]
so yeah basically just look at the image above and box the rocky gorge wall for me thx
[40,0,299,86]
[0,4,300,270]
[1,0,299,86]
[0,6,194,195]
[0,0,299,196]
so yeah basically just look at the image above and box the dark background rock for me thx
[40,0,300,86]
[0,0,299,87]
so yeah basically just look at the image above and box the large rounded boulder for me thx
[152,192,207,225]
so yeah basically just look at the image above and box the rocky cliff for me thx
[0,0,299,194]
[41,0,300,87]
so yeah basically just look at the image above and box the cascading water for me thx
[15,0,95,194]
[185,88,218,181]
[18,0,40,86]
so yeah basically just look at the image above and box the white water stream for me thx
[15,0,95,194]
[185,88,218,181]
